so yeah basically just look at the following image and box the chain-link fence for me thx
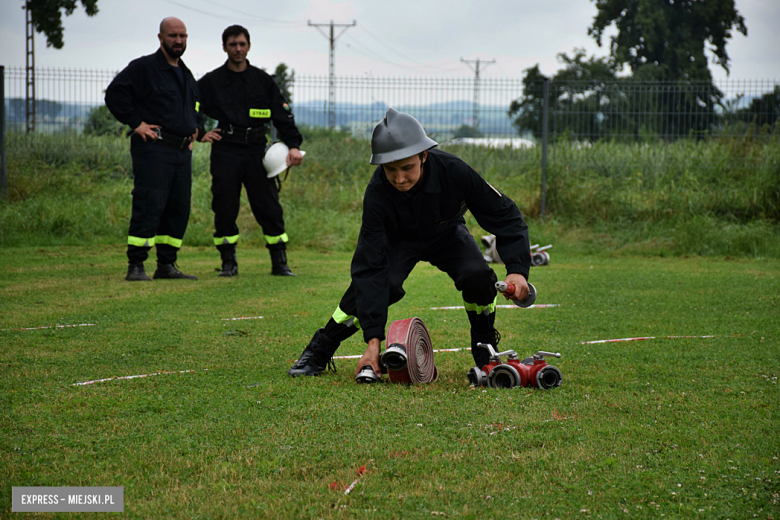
[519,79,779,143]
[3,67,117,134]
[4,66,777,141]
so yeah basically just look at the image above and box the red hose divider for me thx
[385,317,438,384]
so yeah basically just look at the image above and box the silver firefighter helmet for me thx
[369,108,438,165]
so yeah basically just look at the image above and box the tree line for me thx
[508,0,777,141]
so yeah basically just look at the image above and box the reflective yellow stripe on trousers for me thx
[214,235,240,246]
[332,305,360,330]
[128,236,155,247]
[155,235,183,248]
[264,233,289,245]
[463,294,498,315]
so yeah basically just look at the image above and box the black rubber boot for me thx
[153,263,198,280]
[268,243,296,276]
[216,248,238,277]
[468,310,499,368]
[125,263,152,282]
[289,328,340,377]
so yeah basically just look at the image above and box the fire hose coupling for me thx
[531,244,552,266]
[356,365,381,384]
[495,281,537,308]
[381,343,408,371]
[467,343,563,390]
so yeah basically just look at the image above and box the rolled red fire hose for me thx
[383,317,438,384]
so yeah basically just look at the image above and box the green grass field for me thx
[1,246,778,518]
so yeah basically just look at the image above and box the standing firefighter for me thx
[106,17,203,281]
[289,108,532,379]
[198,25,304,277]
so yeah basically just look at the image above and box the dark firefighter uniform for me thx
[319,148,531,366]
[105,48,204,266]
[197,61,303,256]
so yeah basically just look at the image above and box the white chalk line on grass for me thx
[431,304,560,310]
[2,323,96,332]
[5,317,264,331]
[330,336,718,361]
[73,369,208,386]
[581,335,716,344]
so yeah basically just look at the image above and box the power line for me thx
[204,0,300,25]
[356,25,464,74]
[159,0,300,26]
[342,34,430,73]
[308,19,356,128]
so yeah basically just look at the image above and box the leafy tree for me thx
[739,86,780,130]
[588,0,747,82]
[272,63,294,104]
[84,104,126,136]
[508,49,623,141]
[24,0,99,49]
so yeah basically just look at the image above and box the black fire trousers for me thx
[127,144,192,265]
[321,224,499,360]
[210,146,286,251]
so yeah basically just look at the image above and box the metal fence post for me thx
[1,65,6,200]
[541,78,549,217]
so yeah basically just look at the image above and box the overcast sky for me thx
[1,0,778,83]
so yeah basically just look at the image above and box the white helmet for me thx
[263,142,306,178]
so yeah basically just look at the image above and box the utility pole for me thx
[308,19,356,129]
[25,4,36,134]
[460,57,495,129]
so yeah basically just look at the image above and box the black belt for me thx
[218,123,267,145]
[152,129,193,151]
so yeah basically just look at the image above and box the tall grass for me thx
[1,130,778,257]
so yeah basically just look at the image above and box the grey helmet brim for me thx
[369,108,438,165]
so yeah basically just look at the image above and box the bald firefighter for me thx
[106,17,203,281]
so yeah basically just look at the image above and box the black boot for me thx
[125,262,152,282]
[153,263,198,280]
[468,310,499,368]
[215,248,238,277]
[268,243,296,276]
[289,329,339,377]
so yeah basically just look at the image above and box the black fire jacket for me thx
[105,49,203,141]
[352,148,531,342]
[197,61,302,152]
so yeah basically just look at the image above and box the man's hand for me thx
[287,148,304,167]
[201,128,222,144]
[134,121,161,142]
[354,338,382,379]
[189,128,199,150]
[501,273,529,302]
